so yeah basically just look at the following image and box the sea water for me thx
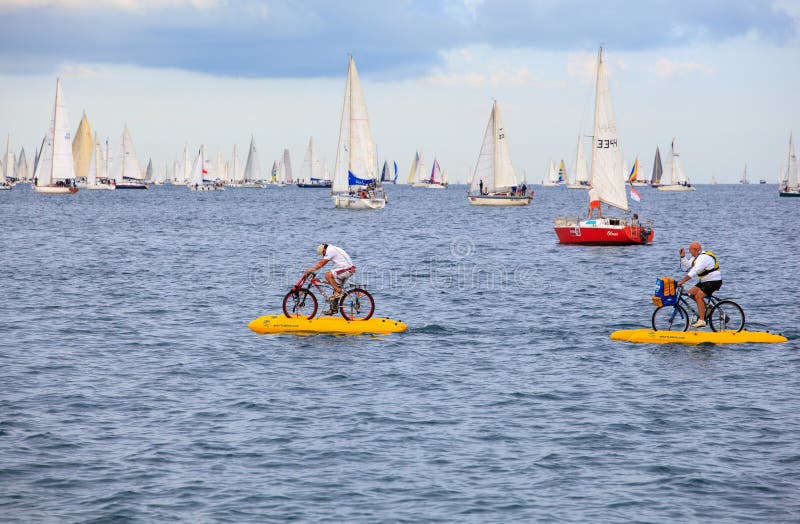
[1,183,799,521]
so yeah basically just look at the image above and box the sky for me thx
[1,0,799,183]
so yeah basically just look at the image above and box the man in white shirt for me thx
[677,241,722,328]
[305,244,356,311]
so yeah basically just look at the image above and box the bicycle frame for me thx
[291,272,355,302]
[663,286,721,325]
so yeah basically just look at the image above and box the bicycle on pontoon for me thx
[282,272,375,321]
[651,284,745,332]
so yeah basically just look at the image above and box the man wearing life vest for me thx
[677,241,722,328]
[305,244,356,314]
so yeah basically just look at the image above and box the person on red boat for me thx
[305,244,356,312]
[588,183,602,219]
[677,242,722,328]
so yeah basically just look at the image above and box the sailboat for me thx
[650,146,663,187]
[407,151,422,185]
[1,135,14,189]
[567,136,590,189]
[112,125,147,189]
[187,145,223,191]
[228,144,244,186]
[541,159,561,186]
[379,160,397,185]
[628,156,647,186]
[330,56,386,209]
[297,137,331,188]
[16,147,29,184]
[467,100,531,206]
[740,164,750,184]
[657,138,695,191]
[82,133,115,190]
[423,157,447,188]
[779,132,799,197]
[554,48,653,244]
[72,112,93,183]
[33,78,78,194]
[241,136,265,187]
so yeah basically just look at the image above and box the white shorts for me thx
[332,266,355,285]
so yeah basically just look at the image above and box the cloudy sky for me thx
[1,0,798,183]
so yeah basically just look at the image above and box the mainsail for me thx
[34,78,75,186]
[469,100,518,193]
[72,112,93,179]
[651,146,663,185]
[590,48,627,210]
[669,138,688,185]
[574,136,589,185]
[332,56,375,194]
[243,136,262,183]
[302,138,322,181]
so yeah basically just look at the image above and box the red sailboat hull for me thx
[554,220,654,245]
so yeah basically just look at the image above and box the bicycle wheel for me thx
[652,305,689,331]
[708,300,745,332]
[282,290,318,319]
[339,288,375,321]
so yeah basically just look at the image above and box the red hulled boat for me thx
[554,47,654,245]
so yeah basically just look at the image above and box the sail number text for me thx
[596,138,617,149]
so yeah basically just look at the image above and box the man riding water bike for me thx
[677,241,722,328]
[305,244,356,314]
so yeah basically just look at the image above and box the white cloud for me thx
[0,0,217,12]
[650,59,713,78]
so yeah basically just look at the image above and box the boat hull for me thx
[248,314,407,335]
[78,183,115,190]
[779,190,800,197]
[297,182,332,188]
[34,185,78,194]
[116,182,148,189]
[554,218,654,245]
[610,329,787,345]
[332,194,386,209]
[657,184,696,192]
[468,194,532,206]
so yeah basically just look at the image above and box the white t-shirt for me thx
[324,245,354,271]
[681,252,722,282]
[588,187,600,202]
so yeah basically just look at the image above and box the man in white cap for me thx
[305,244,356,313]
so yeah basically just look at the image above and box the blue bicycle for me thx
[651,285,745,332]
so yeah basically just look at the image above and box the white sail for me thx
[188,145,210,186]
[86,134,101,186]
[469,100,518,192]
[145,158,154,182]
[414,151,426,184]
[281,149,293,183]
[785,133,799,189]
[243,136,262,183]
[669,138,688,184]
[111,125,143,182]
[231,144,243,183]
[590,48,627,210]
[322,160,331,182]
[16,147,28,182]
[302,137,322,181]
[1,135,14,183]
[213,150,225,181]
[35,78,75,186]
[547,160,558,183]
[574,135,589,184]
[332,56,375,194]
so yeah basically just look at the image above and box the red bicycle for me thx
[282,272,375,321]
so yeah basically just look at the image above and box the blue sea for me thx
[1,183,798,522]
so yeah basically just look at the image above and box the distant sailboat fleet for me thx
[2,52,794,210]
